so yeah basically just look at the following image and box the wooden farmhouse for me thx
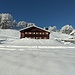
[20,25,50,39]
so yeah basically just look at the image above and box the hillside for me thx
[0,29,75,75]
[0,29,74,46]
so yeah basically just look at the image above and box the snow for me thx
[0,48,75,75]
[0,29,75,75]
[70,30,75,35]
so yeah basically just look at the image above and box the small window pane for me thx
[25,32,27,34]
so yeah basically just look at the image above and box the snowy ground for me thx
[0,29,75,75]
[0,48,75,75]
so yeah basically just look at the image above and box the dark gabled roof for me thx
[20,25,50,33]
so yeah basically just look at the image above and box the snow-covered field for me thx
[0,29,75,75]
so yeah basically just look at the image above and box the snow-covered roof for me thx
[20,25,50,33]
[70,30,75,35]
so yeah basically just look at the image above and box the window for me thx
[36,32,38,34]
[42,32,44,34]
[40,32,42,34]
[44,32,48,35]
[36,37,39,39]
[46,32,48,34]
[32,32,35,34]
[36,37,41,39]
[28,32,31,34]
[25,32,27,34]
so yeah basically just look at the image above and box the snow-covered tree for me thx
[48,26,57,32]
[18,21,27,27]
[60,25,73,34]
[0,13,16,29]
[13,20,17,27]
[0,21,13,29]
[27,23,35,27]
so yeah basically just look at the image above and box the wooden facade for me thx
[20,26,50,39]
